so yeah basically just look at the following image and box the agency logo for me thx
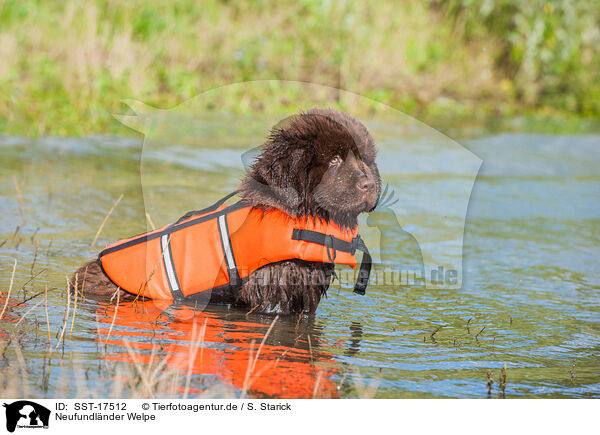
[2,401,50,433]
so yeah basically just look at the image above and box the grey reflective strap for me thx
[217,214,241,287]
[160,234,184,300]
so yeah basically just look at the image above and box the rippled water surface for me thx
[0,117,598,398]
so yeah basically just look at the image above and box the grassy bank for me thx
[0,0,599,136]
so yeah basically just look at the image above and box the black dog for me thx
[74,108,380,314]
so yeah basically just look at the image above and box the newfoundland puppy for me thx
[74,108,381,314]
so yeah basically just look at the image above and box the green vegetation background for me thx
[1,0,599,136]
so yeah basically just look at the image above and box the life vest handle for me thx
[172,190,240,226]
[161,190,242,300]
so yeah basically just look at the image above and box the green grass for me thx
[0,0,598,136]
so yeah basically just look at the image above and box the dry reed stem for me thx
[44,286,52,349]
[245,304,260,316]
[167,369,182,398]
[198,322,207,372]
[30,227,39,243]
[146,345,158,374]
[145,212,155,230]
[133,236,168,302]
[122,339,155,398]
[351,369,380,399]
[112,366,125,398]
[251,315,279,374]
[338,369,350,389]
[273,350,288,369]
[55,276,71,350]
[11,337,30,397]
[81,265,88,299]
[499,364,507,392]
[430,324,446,341]
[570,360,575,382]
[241,316,279,397]
[241,359,279,395]
[183,318,207,399]
[475,327,486,341]
[240,342,255,398]
[14,269,47,298]
[96,323,110,371]
[10,226,20,242]
[113,340,180,397]
[73,361,94,399]
[183,319,199,398]
[307,334,314,365]
[312,370,323,398]
[14,300,43,328]
[54,359,69,397]
[105,288,120,343]
[486,369,494,394]
[91,193,123,247]
[150,350,171,383]
[0,259,17,320]
[12,285,49,310]
[70,273,79,336]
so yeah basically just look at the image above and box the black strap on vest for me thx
[291,229,371,295]
[172,190,240,226]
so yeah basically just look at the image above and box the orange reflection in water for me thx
[95,300,340,398]
[0,296,19,338]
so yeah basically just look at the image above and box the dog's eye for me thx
[329,155,342,167]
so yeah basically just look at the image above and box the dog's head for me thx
[241,108,381,228]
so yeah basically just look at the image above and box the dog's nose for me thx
[357,176,374,191]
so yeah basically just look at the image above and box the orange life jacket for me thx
[98,192,371,301]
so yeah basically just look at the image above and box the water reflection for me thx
[95,301,340,398]
[1,126,599,398]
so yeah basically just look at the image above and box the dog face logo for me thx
[2,401,50,432]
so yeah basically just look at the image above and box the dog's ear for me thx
[241,130,311,215]
[240,113,330,215]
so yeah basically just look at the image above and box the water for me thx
[0,119,599,398]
